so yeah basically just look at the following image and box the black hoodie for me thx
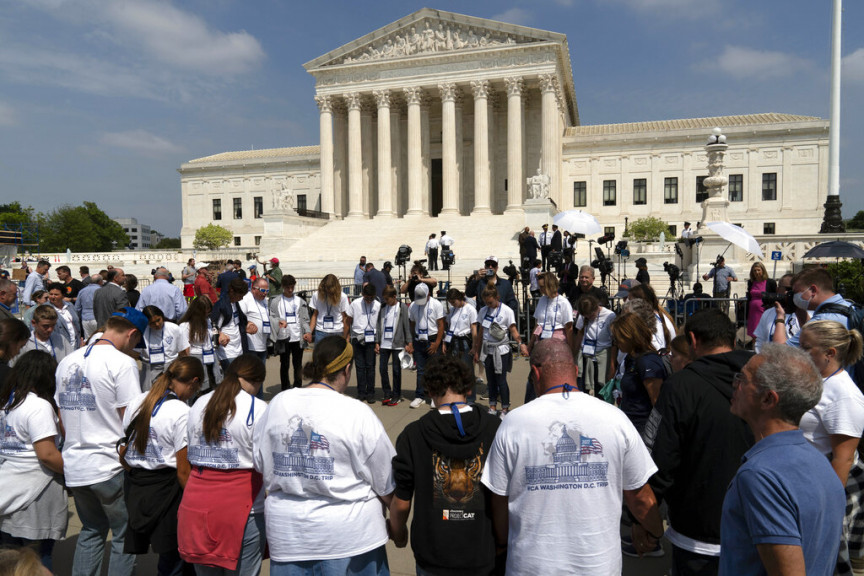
[393,405,500,576]
[643,350,755,546]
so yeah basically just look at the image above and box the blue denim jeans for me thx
[378,348,402,398]
[70,471,136,576]
[0,532,55,571]
[270,545,389,576]
[352,338,376,399]
[193,513,265,576]
[484,352,512,409]
[412,339,439,400]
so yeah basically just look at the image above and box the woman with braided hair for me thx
[253,335,396,575]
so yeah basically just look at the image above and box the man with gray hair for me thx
[75,274,104,339]
[720,344,845,575]
[135,267,187,322]
[0,277,17,320]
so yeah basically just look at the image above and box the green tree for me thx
[625,216,672,242]
[40,206,98,252]
[155,237,181,249]
[845,211,864,231]
[193,224,233,250]
[82,202,129,251]
[828,260,864,304]
[0,202,40,248]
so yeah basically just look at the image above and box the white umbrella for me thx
[704,221,763,257]
[553,210,602,236]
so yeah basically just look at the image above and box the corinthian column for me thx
[314,95,335,217]
[439,83,459,215]
[374,90,394,218]
[471,80,491,215]
[504,77,524,213]
[404,87,424,217]
[344,92,364,218]
[539,74,560,205]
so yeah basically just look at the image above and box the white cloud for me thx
[101,129,184,155]
[844,48,864,83]
[491,8,533,26]
[0,102,16,126]
[710,45,811,79]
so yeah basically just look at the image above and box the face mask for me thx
[793,290,811,311]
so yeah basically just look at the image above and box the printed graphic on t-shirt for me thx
[1,422,26,453]
[188,426,239,468]
[434,444,485,521]
[524,424,609,490]
[58,363,97,412]
[125,428,166,464]
[272,418,335,480]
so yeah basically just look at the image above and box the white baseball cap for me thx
[484,255,498,265]
[414,283,429,306]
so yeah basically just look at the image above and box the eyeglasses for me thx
[258,288,269,294]
[732,372,747,388]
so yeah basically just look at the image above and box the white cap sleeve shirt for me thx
[239,292,270,352]
[122,391,189,470]
[408,298,445,339]
[533,295,574,333]
[311,293,350,334]
[215,303,243,361]
[345,298,381,341]
[252,388,396,562]
[447,304,478,337]
[142,322,190,366]
[574,307,616,352]
[276,295,303,342]
[800,370,864,458]
[478,303,516,353]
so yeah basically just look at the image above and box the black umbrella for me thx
[803,241,864,259]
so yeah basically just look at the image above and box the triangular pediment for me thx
[304,8,565,70]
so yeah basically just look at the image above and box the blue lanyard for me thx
[314,381,337,391]
[545,382,577,398]
[151,390,177,417]
[148,328,163,351]
[363,301,375,329]
[420,303,433,331]
[283,296,296,317]
[826,367,844,381]
[450,307,465,332]
[543,297,559,330]
[4,391,13,413]
[246,394,256,427]
[33,333,56,359]
[84,338,117,357]
[445,402,468,437]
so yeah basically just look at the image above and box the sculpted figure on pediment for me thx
[422,22,436,52]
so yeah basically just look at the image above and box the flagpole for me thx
[821,0,845,233]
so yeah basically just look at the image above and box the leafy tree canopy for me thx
[193,224,233,250]
[624,216,672,242]
[39,203,129,252]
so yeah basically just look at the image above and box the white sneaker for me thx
[409,397,425,409]
[488,407,498,416]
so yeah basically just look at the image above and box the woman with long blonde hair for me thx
[304,274,350,344]
[745,261,776,340]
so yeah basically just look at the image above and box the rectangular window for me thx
[763,223,775,235]
[633,178,647,205]
[696,176,708,203]
[573,181,587,207]
[212,199,221,220]
[604,226,615,237]
[728,174,743,202]
[664,177,678,204]
[254,196,263,219]
[254,235,261,246]
[233,236,241,246]
[297,194,307,212]
[668,225,677,237]
[762,173,777,201]
[504,179,508,191]
[233,198,242,219]
[603,180,616,206]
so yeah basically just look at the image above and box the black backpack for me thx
[816,301,864,393]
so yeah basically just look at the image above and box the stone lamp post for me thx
[697,127,730,232]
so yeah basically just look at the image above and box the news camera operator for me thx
[465,256,519,316]
[399,262,437,301]
[753,274,805,352]
[771,267,850,347]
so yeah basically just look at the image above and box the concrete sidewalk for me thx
[52,352,672,575]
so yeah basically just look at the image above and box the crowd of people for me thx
[0,248,863,576]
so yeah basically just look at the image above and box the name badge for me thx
[262,320,271,335]
[541,327,553,340]
[364,328,376,343]
[383,326,394,341]
[482,315,494,329]
[150,347,166,367]
[582,338,597,357]
[443,330,454,344]
[285,312,297,325]
[417,328,429,341]
[202,349,215,365]
[323,315,335,330]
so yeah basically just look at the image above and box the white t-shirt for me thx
[529,267,541,291]
[11,331,72,366]
[379,304,402,351]
[311,292,349,334]
[800,370,864,457]
[753,308,807,353]
[481,393,657,575]
[215,302,243,361]
[533,295,574,332]
[122,391,190,470]
[575,307,616,353]
[252,388,396,562]
[55,343,141,487]
[240,293,271,352]
[275,295,304,342]
[180,320,216,358]
[142,322,189,366]
[408,298,445,339]
[425,239,439,251]
[478,304,516,353]
[446,303,477,337]
[652,313,676,351]
[345,298,381,340]
[0,392,59,467]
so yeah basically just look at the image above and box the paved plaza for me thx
[50,350,672,576]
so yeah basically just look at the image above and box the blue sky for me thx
[2,0,862,237]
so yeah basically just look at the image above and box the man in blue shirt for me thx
[75,274,103,339]
[721,344,845,576]
[353,255,367,296]
[135,267,187,322]
[21,259,50,307]
[772,267,849,347]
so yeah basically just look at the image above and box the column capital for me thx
[373,89,391,109]
[539,73,557,94]
[344,92,362,111]
[438,82,459,103]
[403,86,424,105]
[315,94,333,113]
[504,77,524,97]
[471,79,490,99]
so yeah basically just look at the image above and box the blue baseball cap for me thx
[112,307,149,347]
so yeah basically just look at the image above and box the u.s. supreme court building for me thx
[179,8,829,265]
